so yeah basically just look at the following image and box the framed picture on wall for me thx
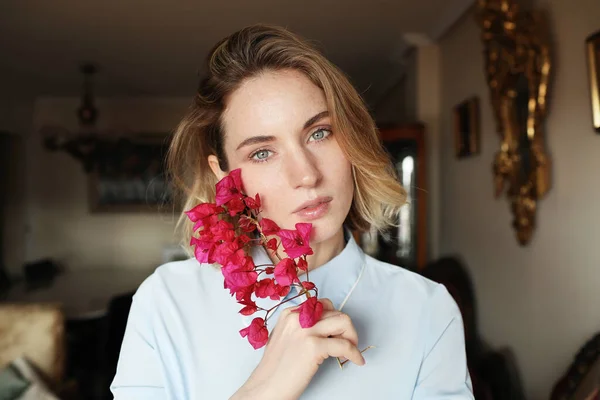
[586,30,600,133]
[88,133,179,213]
[453,97,480,158]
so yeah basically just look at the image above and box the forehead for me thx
[222,69,327,142]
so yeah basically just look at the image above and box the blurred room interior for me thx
[1,0,599,399]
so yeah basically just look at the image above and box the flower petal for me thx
[266,238,278,251]
[260,218,280,236]
[298,297,323,328]
[239,317,269,349]
[274,258,298,287]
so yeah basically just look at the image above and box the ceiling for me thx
[0,0,472,105]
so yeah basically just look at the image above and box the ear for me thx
[208,155,227,181]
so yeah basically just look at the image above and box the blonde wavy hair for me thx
[167,24,406,250]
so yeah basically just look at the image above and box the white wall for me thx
[7,97,192,274]
[437,1,600,398]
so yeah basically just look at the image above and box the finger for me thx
[320,310,344,320]
[320,337,365,366]
[309,312,359,347]
[284,299,333,316]
[319,298,335,311]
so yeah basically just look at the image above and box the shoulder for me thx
[363,255,441,299]
[362,255,460,321]
[132,257,224,306]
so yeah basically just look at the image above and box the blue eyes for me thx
[253,150,270,161]
[309,129,329,142]
[249,128,332,163]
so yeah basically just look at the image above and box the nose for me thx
[285,147,322,189]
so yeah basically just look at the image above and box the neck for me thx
[304,227,346,272]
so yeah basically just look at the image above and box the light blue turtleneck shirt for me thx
[111,232,474,399]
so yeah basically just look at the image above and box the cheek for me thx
[239,171,286,217]
[324,149,354,195]
[340,165,355,206]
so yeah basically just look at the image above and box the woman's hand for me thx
[230,298,365,400]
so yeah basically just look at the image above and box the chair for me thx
[99,291,134,400]
[0,303,65,389]
[551,333,600,400]
[104,291,134,375]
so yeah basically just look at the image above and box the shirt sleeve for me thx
[412,284,475,399]
[110,275,167,400]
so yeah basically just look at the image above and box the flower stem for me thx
[254,264,274,268]
[338,346,375,369]
[265,290,304,313]
[250,212,283,263]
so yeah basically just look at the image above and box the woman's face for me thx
[214,69,354,244]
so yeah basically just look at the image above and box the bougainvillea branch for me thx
[186,168,322,350]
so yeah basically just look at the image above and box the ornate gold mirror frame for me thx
[476,0,552,245]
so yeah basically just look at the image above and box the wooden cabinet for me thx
[356,124,427,270]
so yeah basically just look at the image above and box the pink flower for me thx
[235,285,254,303]
[238,299,258,316]
[192,214,219,232]
[266,238,278,252]
[244,193,261,211]
[236,234,252,247]
[254,279,289,300]
[210,220,235,242]
[221,250,258,295]
[298,297,323,328]
[255,278,280,300]
[277,284,291,297]
[259,218,280,236]
[238,215,256,233]
[240,317,269,349]
[190,236,216,264]
[274,258,299,287]
[185,203,223,223]
[297,258,308,272]
[213,241,239,265]
[229,168,243,190]
[301,281,315,291]
[215,169,244,206]
[278,223,314,259]
[227,197,246,216]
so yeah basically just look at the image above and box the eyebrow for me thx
[303,110,329,130]
[235,110,330,151]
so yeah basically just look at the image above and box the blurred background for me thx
[0,0,599,399]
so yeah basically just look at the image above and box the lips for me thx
[292,197,333,214]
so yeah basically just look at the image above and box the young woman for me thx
[111,25,474,399]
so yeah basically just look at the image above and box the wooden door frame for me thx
[379,124,427,270]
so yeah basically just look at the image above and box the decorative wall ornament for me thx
[476,0,552,245]
[586,30,600,133]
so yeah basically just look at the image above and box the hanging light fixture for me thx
[77,63,99,128]
[39,63,177,212]
[41,63,108,173]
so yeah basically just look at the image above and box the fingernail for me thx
[361,356,366,366]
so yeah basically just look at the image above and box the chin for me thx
[302,216,344,245]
